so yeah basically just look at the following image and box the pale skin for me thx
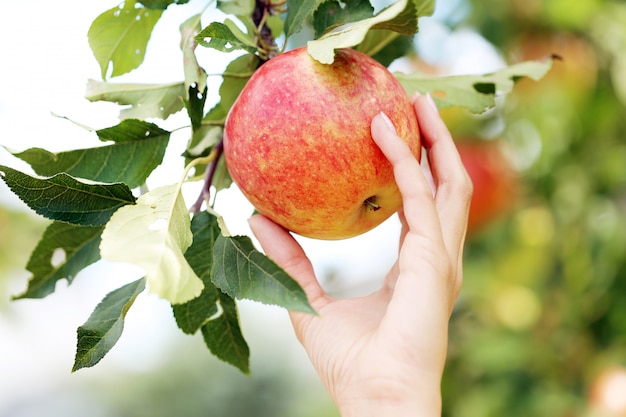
[249,93,473,417]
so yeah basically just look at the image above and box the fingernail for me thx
[425,93,439,113]
[379,112,397,134]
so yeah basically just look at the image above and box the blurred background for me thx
[1,0,625,416]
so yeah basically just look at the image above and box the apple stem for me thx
[190,139,224,214]
[253,0,278,61]
[364,196,381,211]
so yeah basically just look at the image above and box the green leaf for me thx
[173,211,222,334]
[185,53,258,175]
[185,83,208,131]
[88,1,164,79]
[100,184,204,304]
[86,79,186,120]
[211,152,233,192]
[356,30,414,67]
[195,20,258,54]
[11,122,169,189]
[184,126,223,159]
[138,0,190,9]
[393,57,556,113]
[180,14,208,95]
[313,0,374,38]
[307,0,431,64]
[201,291,250,374]
[284,0,324,39]
[0,165,136,226]
[266,14,285,39]
[372,0,429,34]
[211,234,315,314]
[13,222,103,300]
[217,0,254,16]
[72,278,146,371]
[172,212,249,373]
[96,119,170,143]
[203,53,259,124]
[372,34,414,67]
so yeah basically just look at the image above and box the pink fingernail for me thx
[426,93,439,113]
[379,112,397,134]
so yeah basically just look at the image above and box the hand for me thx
[249,93,472,417]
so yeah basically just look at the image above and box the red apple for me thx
[509,31,598,102]
[457,140,519,235]
[223,47,421,239]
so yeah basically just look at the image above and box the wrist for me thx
[338,400,441,417]
[335,387,441,417]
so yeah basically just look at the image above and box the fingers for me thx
[413,94,472,296]
[371,112,443,242]
[248,214,329,309]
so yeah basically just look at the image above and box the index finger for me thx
[413,93,473,294]
[371,111,444,242]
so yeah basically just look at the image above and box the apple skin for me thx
[223,47,421,240]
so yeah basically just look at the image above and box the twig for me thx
[190,140,224,214]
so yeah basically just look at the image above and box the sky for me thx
[0,2,402,413]
[0,1,505,415]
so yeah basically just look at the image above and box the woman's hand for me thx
[249,93,472,417]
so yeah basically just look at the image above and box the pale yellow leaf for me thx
[100,184,203,304]
[307,0,408,64]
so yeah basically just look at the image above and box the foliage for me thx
[436,2,626,416]
[0,0,553,374]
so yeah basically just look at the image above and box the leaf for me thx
[13,222,103,300]
[185,83,208,131]
[72,278,146,371]
[86,79,186,120]
[203,53,259,124]
[195,20,258,54]
[100,184,204,304]
[0,165,136,226]
[372,0,432,33]
[217,0,254,16]
[96,119,170,143]
[180,14,208,95]
[88,1,164,79]
[171,213,249,373]
[393,57,556,113]
[313,0,374,38]
[355,29,414,67]
[284,0,324,39]
[11,121,169,189]
[201,291,250,374]
[185,53,258,175]
[307,0,432,64]
[184,126,223,159]
[172,211,222,334]
[138,0,190,9]
[266,14,285,39]
[211,234,315,314]
[211,152,233,192]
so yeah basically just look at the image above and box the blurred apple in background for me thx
[589,366,626,417]
[457,140,519,235]
[509,30,598,102]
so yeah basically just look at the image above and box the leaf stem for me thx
[189,140,224,214]
[206,71,255,79]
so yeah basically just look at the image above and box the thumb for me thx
[248,214,327,308]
